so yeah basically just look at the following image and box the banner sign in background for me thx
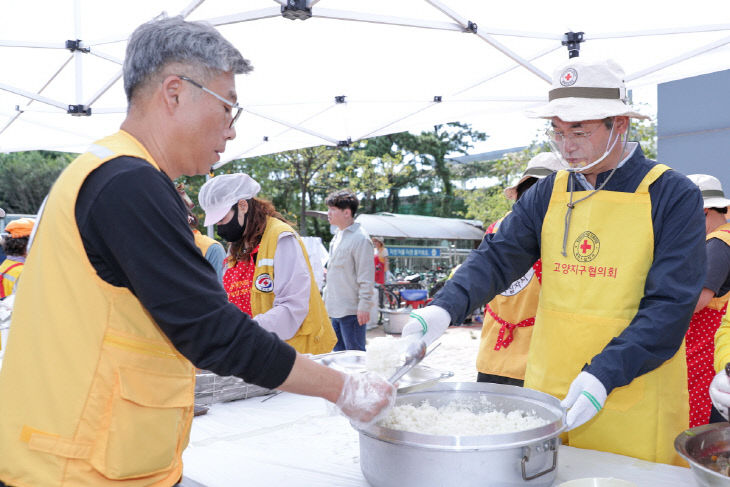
[387,247,442,257]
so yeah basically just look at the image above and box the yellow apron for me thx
[477,215,541,380]
[525,165,688,466]
[712,226,730,372]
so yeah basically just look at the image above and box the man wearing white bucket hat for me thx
[400,58,705,466]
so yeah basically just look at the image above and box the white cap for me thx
[687,174,730,209]
[199,173,261,226]
[504,152,563,200]
[527,58,649,122]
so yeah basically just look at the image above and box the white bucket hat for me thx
[199,173,261,226]
[504,152,563,200]
[527,58,649,122]
[687,174,730,209]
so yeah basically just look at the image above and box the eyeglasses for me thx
[178,75,242,129]
[545,122,605,144]
[545,128,595,144]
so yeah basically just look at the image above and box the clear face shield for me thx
[546,118,631,173]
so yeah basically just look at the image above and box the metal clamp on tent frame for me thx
[337,138,351,148]
[65,39,90,53]
[281,0,312,20]
[334,95,346,104]
[433,95,442,103]
[562,31,584,59]
[466,21,477,33]
[67,104,91,116]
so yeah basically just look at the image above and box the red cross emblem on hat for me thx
[560,68,578,87]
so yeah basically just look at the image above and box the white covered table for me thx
[181,392,695,487]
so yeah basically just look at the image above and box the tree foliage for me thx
[0,151,74,213]
[0,117,656,246]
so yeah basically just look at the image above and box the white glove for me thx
[400,305,451,346]
[710,370,730,420]
[335,371,396,429]
[560,371,607,430]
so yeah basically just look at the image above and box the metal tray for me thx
[314,350,453,393]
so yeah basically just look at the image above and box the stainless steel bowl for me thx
[380,308,412,334]
[357,382,566,487]
[675,422,730,486]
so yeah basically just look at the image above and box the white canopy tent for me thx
[356,212,484,240]
[1,0,729,163]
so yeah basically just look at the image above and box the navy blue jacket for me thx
[433,145,705,394]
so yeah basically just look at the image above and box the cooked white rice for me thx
[379,398,549,436]
[366,336,403,379]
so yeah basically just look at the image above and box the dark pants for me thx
[332,314,366,351]
[710,404,727,424]
[477,372,524,387]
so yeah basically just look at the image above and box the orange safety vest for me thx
[686,223,730,426]
[477,215,542,380]
[0,259,24,299]
[0,131,195,486]
[526,165,688,466]
[250,217,337,354]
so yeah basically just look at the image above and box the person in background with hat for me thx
[477,152,562,387]
[199,173,337,355]
[680,174,730,427]
[0,218,35,300]
[398,58,704,466]
[0,17,394,486]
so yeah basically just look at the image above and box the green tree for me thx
[455,145,546,228]
[0,151,74,213]
[409,123,487,216]
[633,117,657,160]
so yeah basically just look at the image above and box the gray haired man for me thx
[0,17,394,486]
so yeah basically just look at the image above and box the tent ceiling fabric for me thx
[1,0,729,160]
[356,213,484,240]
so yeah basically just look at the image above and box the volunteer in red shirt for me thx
[686,173,730,426]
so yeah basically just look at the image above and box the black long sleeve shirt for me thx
[75,156,296,389]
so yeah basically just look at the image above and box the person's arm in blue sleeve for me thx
[205,241,226,284]
[431,174,554,324]
[585,172,706,394]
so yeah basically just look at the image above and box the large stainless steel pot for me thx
[675,422,730,486]
[357,382,565,487]
[380,308,411,334]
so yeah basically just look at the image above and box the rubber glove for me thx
[709,369,730,420]
[561,371,607,430]
[399,305,451,346]
[335,371,396,429]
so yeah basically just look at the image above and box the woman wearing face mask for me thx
[198,173,336,354]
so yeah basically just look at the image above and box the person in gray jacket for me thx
[324,190,375,351]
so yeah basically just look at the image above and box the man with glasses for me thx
[399,58,704,465]
[0,17,395,486]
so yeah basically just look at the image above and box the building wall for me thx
[658,69,730,189]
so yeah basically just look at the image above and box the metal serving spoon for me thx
[388,341,441,384]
